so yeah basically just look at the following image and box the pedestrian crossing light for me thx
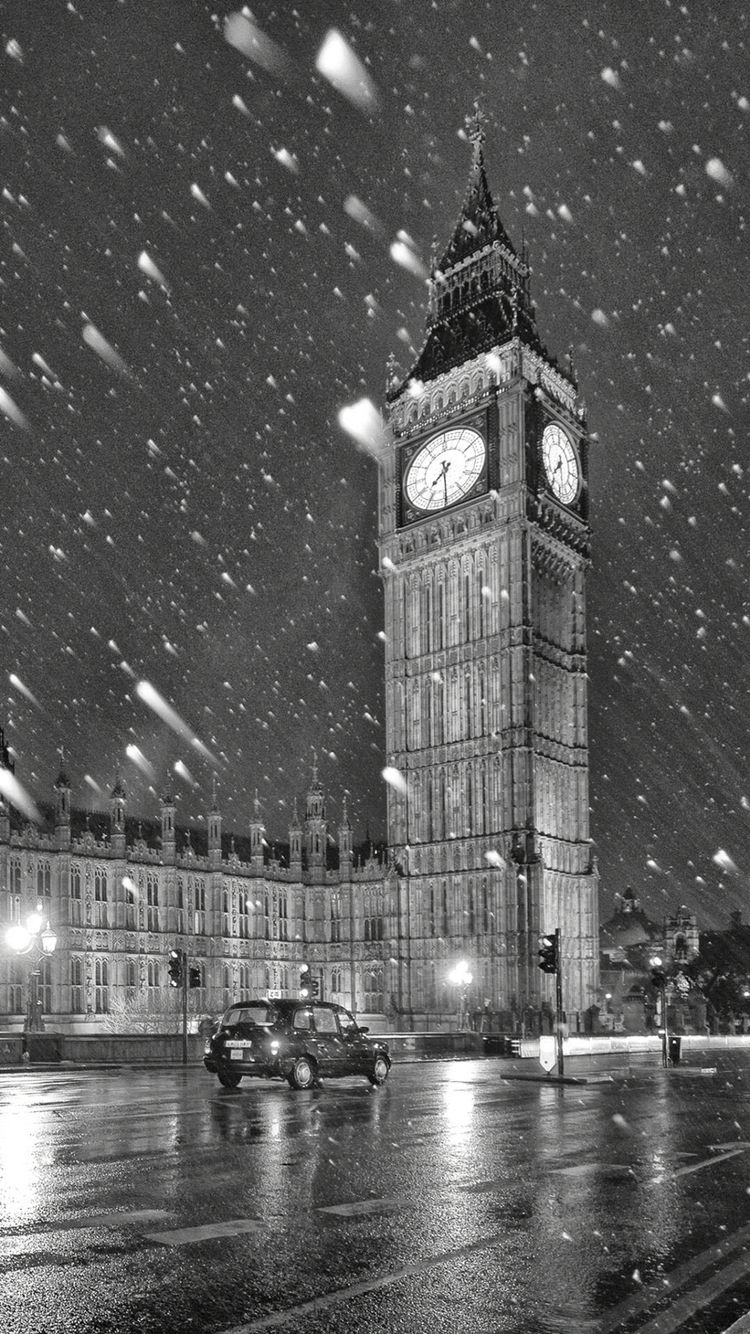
[168,949,183,987]
[299,964,312,998]
[189,965,201,989]
[538,934,558,974]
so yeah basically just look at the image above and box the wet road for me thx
[2,1054,750,1333]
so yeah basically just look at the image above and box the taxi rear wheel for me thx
[368,1055,390,1086]
[217,1067,242,1088]
[288,1055,316,1089]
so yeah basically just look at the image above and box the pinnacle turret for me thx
[435,106,517,273]
[389,110,541,395]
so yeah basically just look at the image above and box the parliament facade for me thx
[0,748,396,1033]
[0,120,600,1033]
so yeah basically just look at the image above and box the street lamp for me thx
[449,961,473,1030]
[649,954,669,1067]
[6,907,57,1033]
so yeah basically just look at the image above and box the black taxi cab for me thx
[203,998,391,1090]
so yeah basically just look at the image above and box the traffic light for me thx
[299,964,312,997]
[188,965,201,989]
[310,978,320,997]
[538,934,558,974]
[168,949,183,987]
[649,954,667,987]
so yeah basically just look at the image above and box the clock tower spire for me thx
[379,122,599,1024]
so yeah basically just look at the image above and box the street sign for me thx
[539,1035,557,1073]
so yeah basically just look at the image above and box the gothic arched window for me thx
[94,869,108,928]
[94,959,109,1013]
[70,958,84,1014]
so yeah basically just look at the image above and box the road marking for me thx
[215,1233,507,1332]
[668,1147,746,1178]
[636,1250,750,1333]
[724,1315,750,1332]
[76,1208,172,1230]
[552,1163,634,1178]
[596,1220,750,1333]
[318,1197,406,1217]
[145,1218,265,1245]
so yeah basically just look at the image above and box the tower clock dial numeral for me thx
[541,422,580,505]
[404,427,486,513]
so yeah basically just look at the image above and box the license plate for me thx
[230,1049,244,1061]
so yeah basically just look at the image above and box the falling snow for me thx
[0,3,747,925]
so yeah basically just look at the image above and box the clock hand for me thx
[430,459,450,488]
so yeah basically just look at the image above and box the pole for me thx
[181,949,188,1066]
[555,927,564,1078]
[28,966,44,1033]
[661,983,669,1067]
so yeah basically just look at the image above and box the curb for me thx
[497,1071,588,1086]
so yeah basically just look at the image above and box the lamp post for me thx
[449,961,473,1031]
[6,907,57,1033]
[649,954,669,1067]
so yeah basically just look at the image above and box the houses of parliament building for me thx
[0,118,600,1034]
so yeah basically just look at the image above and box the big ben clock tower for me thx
[379,113,599,1024]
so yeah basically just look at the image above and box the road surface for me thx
[2,1053,750,1332]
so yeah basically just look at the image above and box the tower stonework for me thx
[378,119,599,1021]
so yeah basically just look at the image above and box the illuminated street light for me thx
[449,960,473,1031]
[5,906,57,1033]
[648,953,670,1066]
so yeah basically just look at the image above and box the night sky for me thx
[1,1,748,927]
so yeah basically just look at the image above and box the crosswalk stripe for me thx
[318,1198,405,1216]
[145,1219,264,1245]
[53,1208,172,1232]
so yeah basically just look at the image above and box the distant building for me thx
[600,888,663,970]
[598,888,700,1033]
[0,748,395,1033]
[664,903,700,965]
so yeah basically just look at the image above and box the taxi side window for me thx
[293,1008,313,1031]
[312,1006,338,1035]
[338,1009,359,1038]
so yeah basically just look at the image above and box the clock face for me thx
[542,423,580,505]
[403,426,486,513]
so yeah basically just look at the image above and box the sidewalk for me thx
[0,1031,744,1077]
